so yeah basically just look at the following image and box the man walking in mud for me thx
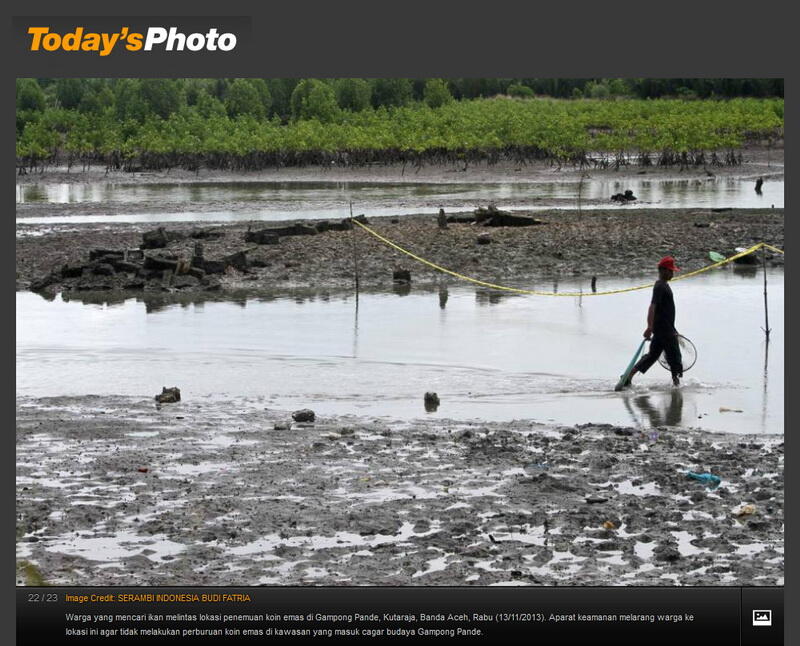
[616,256,683,390]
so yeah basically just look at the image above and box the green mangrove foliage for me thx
[16,96,784,173]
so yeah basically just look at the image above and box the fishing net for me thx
[658,334,697,372]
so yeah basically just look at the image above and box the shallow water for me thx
[16,267,783,434]
[16,177,784,225]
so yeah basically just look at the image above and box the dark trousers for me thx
[634,332,683,377]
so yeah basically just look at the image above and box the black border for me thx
[8,2,792,644]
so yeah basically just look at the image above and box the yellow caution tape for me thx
[351,219,784,297]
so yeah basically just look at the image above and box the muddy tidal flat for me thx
[16,208,784,295]
[16,396,783,586]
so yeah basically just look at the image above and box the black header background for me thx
[5,1,793,645]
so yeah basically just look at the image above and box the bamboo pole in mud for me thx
[349,202,361,300]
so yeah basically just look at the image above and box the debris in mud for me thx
[719,407,744,413]
[393,269,411,283]
[292,408,315,423]
[273,422,292,431]
[732,248,759,266]
[141,227,184,250]
[28,231,241,294]
[189,227,225,241]
[424,392,440,412]
[611,189,637,203]
[155,387,181,404]
[17,207,783,295]
[474,204,545,227]
[476,232,492,245]
[244,227,280,245]
[686,472,721,487]
[16,397,783,586]
[734,504,757,517]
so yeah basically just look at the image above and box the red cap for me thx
[658,256,680,272]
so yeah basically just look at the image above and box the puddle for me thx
[223,520,441,557]
[615,480,662,496]
[34,531,186,562]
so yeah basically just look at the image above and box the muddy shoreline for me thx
[16,209,784,295]
[15,145,784,188]
[16,396,783,586]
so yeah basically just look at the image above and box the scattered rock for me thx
[424,392,440,412]
[143,255,179,271]
[244,228,280,245]
[141,227,183,249]
[263,223,318,238]
[89,249,124,261]
[653,544,681,562]
[91,263,115,276]
[190,228,224,240]
[155,387,181,404]
[60,263,85,278]
[273,422,292,431]
[220,251,249,272]
[476,232,492,245]
[292,409,315,423]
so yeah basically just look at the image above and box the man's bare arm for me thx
[644,303,654,338]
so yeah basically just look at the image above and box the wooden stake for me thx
[349,202,360,300]
[762,245,770,340]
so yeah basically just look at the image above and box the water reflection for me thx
[17,176,785,225]
[475,289,516,306]
[392,282,411,297]
[732,265,759,278]
[438,286,448,310]
[625,390,684,428]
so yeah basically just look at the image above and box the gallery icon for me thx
[752,610,772,627]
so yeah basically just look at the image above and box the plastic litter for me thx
[686,471,721,487]
[734,504,756,517]
[527,462,550,470]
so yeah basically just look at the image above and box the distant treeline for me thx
[15,78,784,173]
[16,78,784,126]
